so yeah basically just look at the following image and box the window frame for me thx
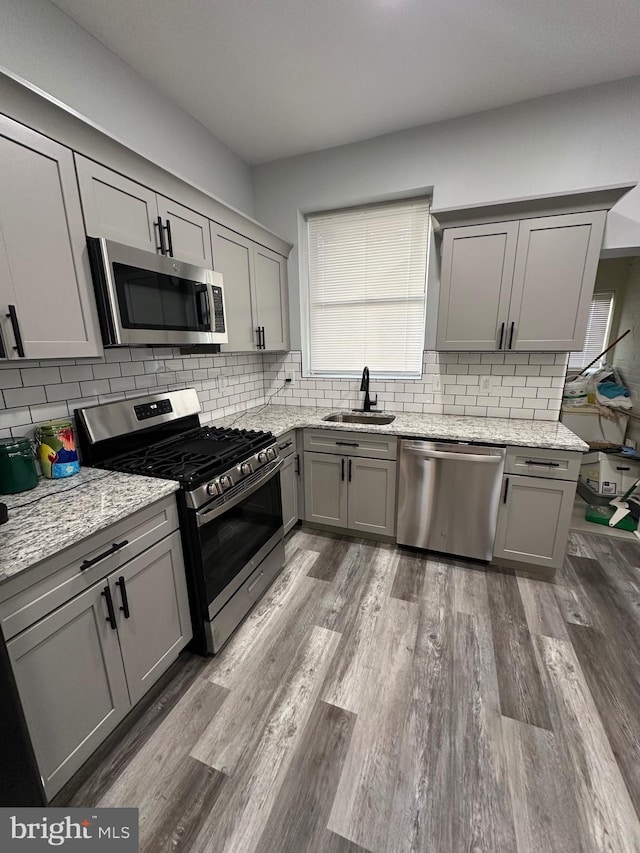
[301,198,431,380]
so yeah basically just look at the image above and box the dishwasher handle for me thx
[403,446,504,464]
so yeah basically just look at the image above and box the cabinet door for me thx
[253,245,289,351]
[8,581,130,799]
[156,195,213,268]
[436,222,517,351]
[280,453,299,535]
[347,457,397,537]
[493,474,576,571]
[212,224,259,352]
[75,155,159,252]
[0,119,102,359]
[112,531,192,706]
[303,452,348,528]
[507,212,606,351]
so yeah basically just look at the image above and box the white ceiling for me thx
[50,0,640,165]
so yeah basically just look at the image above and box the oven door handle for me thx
[195,458,283,527]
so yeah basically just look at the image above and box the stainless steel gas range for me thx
[75,389,284,654]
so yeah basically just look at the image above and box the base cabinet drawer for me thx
[303,429,397,460]
[504,447,581,481]
[492,474,576,571]
[7,529,191,799]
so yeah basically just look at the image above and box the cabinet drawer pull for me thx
[278,441,293,450]
[80,540,129,571]
[155,215,166,255]
[115,576,130,618]
[348,459,353,482]
[335,440,359,447]
[498,322,505,350]
[102,585,117,630]
[7,305,25,358]
[508,321,515,350]
[341,458,345,481]
[503,477,510,504]
[247,571,265,595]
[524,460,560,467]
[295,454,300,475]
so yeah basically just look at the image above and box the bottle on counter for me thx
[35,419,80,479]
[0,437,39,495]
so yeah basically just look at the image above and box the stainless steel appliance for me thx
[75,389,284,654]
[87,237,227,347]
[396,439,506,561]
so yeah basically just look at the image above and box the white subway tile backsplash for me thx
[21,367,61,387]
[46,382,81,403]
[4,386,46,407]
[92,363,122,380]
[0,369,22,389]
[61,365,94,382]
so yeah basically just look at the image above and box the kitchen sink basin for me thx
[323,413,396,425]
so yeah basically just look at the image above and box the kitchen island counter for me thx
[211,404,588,453]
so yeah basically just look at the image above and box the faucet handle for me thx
[371,394,378,408]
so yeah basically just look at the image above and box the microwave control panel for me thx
[134,399,173,421]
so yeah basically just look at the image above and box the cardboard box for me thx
[580,451,640,495]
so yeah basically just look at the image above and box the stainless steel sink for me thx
[322,412,396,425]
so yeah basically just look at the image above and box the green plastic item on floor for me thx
[585,504,638,532]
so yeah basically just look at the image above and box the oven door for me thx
[194,460,284,618]
[88,237,227,346]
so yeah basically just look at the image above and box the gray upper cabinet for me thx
[8,580,130,799]
[436,222,517,351]
[253,245,289,351]
[508,212,605,351]
[211,225,257,351]
[76,157,214,268]
[75,156,159,252]
[114,531,191,706]
[436,210,607,352]
[0,118,102,359]
[156,195,213,268]
[212,222,289,352]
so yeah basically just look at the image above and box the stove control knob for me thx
[207,481,221,497]
[266,447,277,461]
[219,475,232,490]
[240,462,253,476]
[257,451,268,464]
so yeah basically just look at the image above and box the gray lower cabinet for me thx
[110,531,192,706]
[493,474,577,572]
[303,450,396,537]
[8,581,130,799]
[0,117,102,359]
[7,520,191,799]
[278,431,301,535]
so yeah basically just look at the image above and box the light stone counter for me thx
[0,468,179,584]
[211,404,588,453]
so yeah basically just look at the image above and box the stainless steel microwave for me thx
[87,237,227,347]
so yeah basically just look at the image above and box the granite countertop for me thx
[212,404,588,452]
[0,468,179,585]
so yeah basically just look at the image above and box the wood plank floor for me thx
[60,527,640,852]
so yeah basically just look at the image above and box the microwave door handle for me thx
[196,287,211,329]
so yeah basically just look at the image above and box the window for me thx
[568,291,614,370]
[304,199,430,378]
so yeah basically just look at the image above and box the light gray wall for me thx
[252,76,640,349]
[0,0,254,215]
[593,258,634,342]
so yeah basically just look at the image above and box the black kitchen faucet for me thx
[355,366,378,412]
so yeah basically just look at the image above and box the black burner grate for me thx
[100,425,273,487]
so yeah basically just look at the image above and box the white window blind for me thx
[305,200,430,377]
[568,291,614,370]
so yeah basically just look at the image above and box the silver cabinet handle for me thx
[247,571,265,595]
[404,447,503,463]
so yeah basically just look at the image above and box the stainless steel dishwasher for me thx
[396,440,506,561]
